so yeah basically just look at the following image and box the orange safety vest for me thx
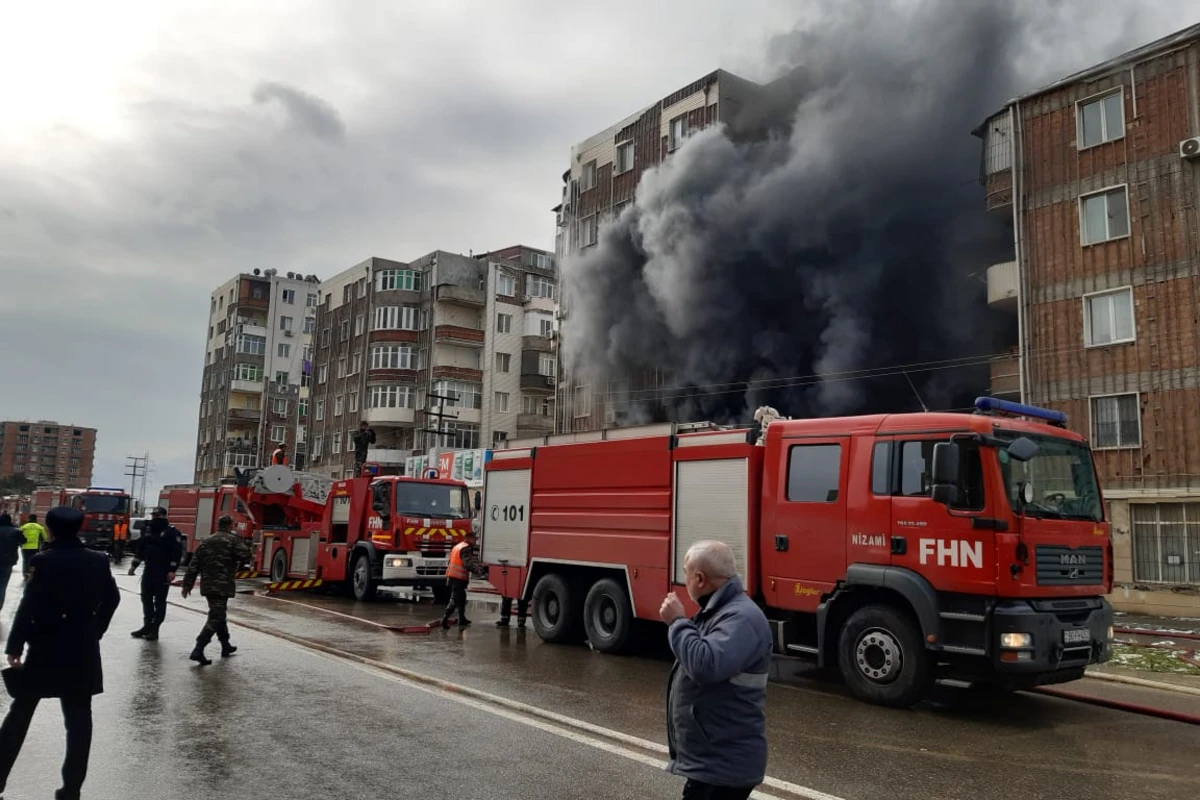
[112,522,128,542]
[272,449,288,465]
[445,541,470,581]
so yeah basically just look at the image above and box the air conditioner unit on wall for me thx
[1180,137,1200,159]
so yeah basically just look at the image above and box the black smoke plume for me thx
[562,0,1143,425]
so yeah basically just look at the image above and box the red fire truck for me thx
[248,465,477,602]
[34,486,132,551]
[481,397,1114,707]
[0,495,32,523]
[158,483,255,564]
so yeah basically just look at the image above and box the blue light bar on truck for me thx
[974,397,1067,425]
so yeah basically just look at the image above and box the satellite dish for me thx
[257,465,296,494]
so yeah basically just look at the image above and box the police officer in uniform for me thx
[181,515,252,666]
[128,507,183,641]
[440,531,487,629]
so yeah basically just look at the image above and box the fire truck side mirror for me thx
[930,442,960,506]
[474,491,482,513]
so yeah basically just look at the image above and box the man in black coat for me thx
[0,513,26,611]
[128,506,183,641]
[0,506,120,800]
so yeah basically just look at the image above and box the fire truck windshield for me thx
[997,435,1103,522]
[395,483,471,519]
[75,494,130,514]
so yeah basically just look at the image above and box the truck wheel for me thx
[351,552,377,602]
[531,573,582,643]
[270,548,288,583]
[583,578,634,654]
[837,604,932,708]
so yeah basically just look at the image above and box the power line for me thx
[124,454,148,509]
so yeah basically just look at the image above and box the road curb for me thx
[1084,669,1200,697]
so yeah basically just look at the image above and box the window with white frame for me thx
[357,278,368,298]
[337,358,346,379]
[539,318,554,338]
[236,334,265,355]
[539,353,555,377]
[280,316,294,332]
[615,141,634,174]
[373,305,422,331]
[282,289,296,304]
[1091,393,1140,449]
[521,395,554,416]
[312,433,323,457]
[332,432,342,454]
[298,400,308,418]
[441,421,480,450]
[433,380,482,409]
[1130,503,1200,585]
[272,425,287,442]
[368,385,415,409]
[354,314,365,336]
[274,370,289,387]
[582,214,599,247]
[375,269,422,292]
[497,313,513,334]
[335,395,345,416]
[494,392,510,412]
[531,252,553,270]
[371,344,415,370]
[582,160,597,191]
[349,391,359,413]
[315,400,326,421]
[340,320,350,341]
[351,352,362,374]
[495,352,511,373]
[497,273,517,296]
[669,115,688,151]
[303,344,312,362]
[226,453,258,469]
[273,398,289,415]
[232,363,263,382]
[304,317,316,334]
[1078,90,1124,149]
[306,292,319,308]
[1080,187,1130,245]
[277,343,291,358]
[318,364,328,384]
[527,276,555,299]
[574,385,592,418]
[1084,288,1135,346]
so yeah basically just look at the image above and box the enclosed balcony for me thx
[989,348,1020,399]
[987,261,1018,313]
[434,325,485,348]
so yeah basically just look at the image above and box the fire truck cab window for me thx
[786,444,842,503]
[900,440,984,511]
[371,482,391,515]
[871,442,891,496]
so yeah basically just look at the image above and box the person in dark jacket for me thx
[127,506,183,641]
[352,421,375,475]
[0,514,26,611]
[0,506,120,800]
[181,514,252,666]
[659,541,773,800]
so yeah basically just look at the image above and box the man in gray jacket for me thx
[660,541,773,800]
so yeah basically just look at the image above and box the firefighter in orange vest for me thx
[111,519,129,564]
[439,530,486,629]
[271,443,288,466]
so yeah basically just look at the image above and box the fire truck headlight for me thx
[385,556,413,568]
[999,632,1033,649]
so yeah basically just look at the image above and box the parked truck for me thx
[33,486,131,552]
[481,397,1114,708]
[158,482,256,564]
[246,465,477,602]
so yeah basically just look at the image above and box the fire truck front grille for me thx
[1035,545,1105,586]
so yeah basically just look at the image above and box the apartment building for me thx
[976,23,1200,614]
[194,269,321,483]
[0,421,96,486]
[554,68,764,432]
[306,247,557,479]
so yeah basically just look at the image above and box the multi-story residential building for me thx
[554,68,765,433]
[306,247,557,479]
[0,421,96,486]
[975,22,1200,614]
[194,269,321,483]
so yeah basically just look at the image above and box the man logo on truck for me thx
[917,538,983,569]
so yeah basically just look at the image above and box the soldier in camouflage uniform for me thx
[181,515,252,666]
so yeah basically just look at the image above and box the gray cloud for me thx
[251,81,346,142]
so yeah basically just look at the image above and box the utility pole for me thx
[420,392,458,477]
[124,454,148,512]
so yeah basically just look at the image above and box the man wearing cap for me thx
[0,506,120,800]
[128,506,184,641]
[271,442,288,466]
[181,515,252,666]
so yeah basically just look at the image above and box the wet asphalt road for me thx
[1,566,1198,799]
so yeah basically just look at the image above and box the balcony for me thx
[236,322,268,337]
[367,446,411,465]
[521,373,556,393]
[522,335,553,353]
[225,438,259,452]
[989,349,1020,399]
[364,407,416,425]
[228,407,262,423]
[431,366,483,383]
[434,284,485,308]
[434,325,485,348]
[230,379,265,393]
[517,414,554,432]
[987,261,1017,313]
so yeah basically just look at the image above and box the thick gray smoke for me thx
[562,0,1142,424]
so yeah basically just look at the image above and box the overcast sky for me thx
[0,1,1190,501]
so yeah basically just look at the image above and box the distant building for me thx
[975,23,1200,614]
[194,270,321,483]
[0,421,97,486]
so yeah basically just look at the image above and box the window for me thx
[495,353,511,373]
[582,214,599,247]
[357,278,368,298]
[303,344,312,362]
[349,391,359,413]
[304,317,316,334]
[354,314,365,336]
[539,318,554,338]
[332,432,342,454]
[1080,187,1130,245]
[494,392,510,412]
[613,200,631,219]
[301,371,311,388]
[315,400,326,421]
[306,292,319,308]
[1078,90,1124,149]
[531,252,553,270]
[337,358,346,379]
[871,442,891,496]
[318,364,328,384]
[669,115,688,151]
[373,306,422,331]
[528,276,555,299]
[898,440,984,510]
[340,320,350,341]
[277,343,291,358]
[573,385,592,418]
[522,395,554,416]
[274,370,289,387]
[375,269,422,292]
[497,313,513,334]
[272,425,287,442]
[582,159,597,191]
[1084,287,1135,346]
[371,344,415,370]
[321,327,331,346]
[616,141,634,174]
[232,363,263,382]
[497,273,517,296]
[298,400,308,418]
[539,353,555,377]
[433,380,482,409]
[335,395,345,416]
[280,316,294,332]
[441,421,480,450]
[351,353,362,374]
[312,434,323,457]
[235,334,265,355]
[1131,503,1200,585]
[282,289,296,304]
[786,444,842,503]
[368,385,415,409]
[1091,393,1140,449]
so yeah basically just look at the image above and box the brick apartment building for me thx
[554,68,765,432]
[976,23,1200,614]
[195,270,321,483]
[0,421,96,486]
[306,247,557,479]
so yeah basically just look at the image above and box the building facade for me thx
[554,68,764,433]
[0,421,96,486]
[194,270,320,483]
[306,247,557,479]
[977,23,1200,614]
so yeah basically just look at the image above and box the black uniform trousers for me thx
[0,694,92,796]
[681,780,756,800]
[0,561,14,610]
[140,575,171,628]
[441,578,470,624]
[196,595,231,644]
[499,596,528,622]
[20,549,36,578]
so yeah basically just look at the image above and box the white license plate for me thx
[1063,629,1090,645]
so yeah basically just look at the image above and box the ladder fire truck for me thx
[158,482,255,564]
[34,486,132,552]
[481,398,1115,708]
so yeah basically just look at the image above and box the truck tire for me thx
[270,548,288,583]
[531,573,582,643]
[837,604,932,708]
[351,552,377,602]
[583,578,634,654]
